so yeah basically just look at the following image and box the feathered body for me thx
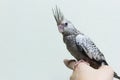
[63,32,108,69]
[52,7,120,79]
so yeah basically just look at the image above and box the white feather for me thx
[76,34,106,61]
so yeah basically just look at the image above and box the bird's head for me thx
[53,7,78,35]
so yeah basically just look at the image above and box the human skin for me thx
[64,59,114,80]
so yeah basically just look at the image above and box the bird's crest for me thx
[52,6,64,25]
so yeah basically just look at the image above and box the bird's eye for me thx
[65,22,68,26]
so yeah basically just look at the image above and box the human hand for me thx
[64,59,114,80]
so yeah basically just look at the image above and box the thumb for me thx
[63,59,76,70]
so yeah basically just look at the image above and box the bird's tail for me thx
[114,72,120,80]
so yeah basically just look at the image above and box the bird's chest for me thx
[64,36,78,55]
[64,36,76,48]
[66,40,77,52]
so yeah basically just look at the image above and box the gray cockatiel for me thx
[52,7,120,79]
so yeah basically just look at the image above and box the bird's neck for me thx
[63,34,75,44]
[62,30,80,37]
[63,31,81,43]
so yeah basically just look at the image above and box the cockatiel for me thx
[53,7,120,79]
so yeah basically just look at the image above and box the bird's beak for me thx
[58,25,64,33]
[52,6,64,25]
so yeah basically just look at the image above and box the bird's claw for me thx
[74,59,90,70]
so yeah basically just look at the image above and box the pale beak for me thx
[58,25,64,33]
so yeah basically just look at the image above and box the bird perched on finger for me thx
[52,6,120,79]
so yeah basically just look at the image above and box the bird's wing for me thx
[75,34,106,62]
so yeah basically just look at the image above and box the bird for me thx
[52,6,120,79]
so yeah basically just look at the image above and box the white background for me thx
[0,0,120,80]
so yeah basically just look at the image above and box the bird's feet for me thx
[64,59,90,70]
[74,59,90,69]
